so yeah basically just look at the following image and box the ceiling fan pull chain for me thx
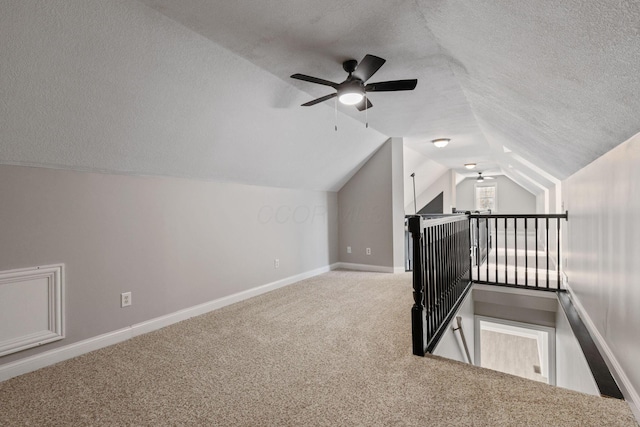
[365,96,369,128]
[334,96,338,131]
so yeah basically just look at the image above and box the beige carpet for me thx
[0,271,636,426]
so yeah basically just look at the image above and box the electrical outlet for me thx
[121,292,132,308]
[274,259,280,268]
[347,246,352,254]
[366,247,371,255]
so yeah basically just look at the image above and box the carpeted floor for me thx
[0,270,637,426]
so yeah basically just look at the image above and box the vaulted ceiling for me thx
[2,1,639,194]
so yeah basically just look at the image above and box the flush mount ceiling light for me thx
[464,163,476,169]
[431,138,450,148]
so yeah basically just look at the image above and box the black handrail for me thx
[470,213,568,219]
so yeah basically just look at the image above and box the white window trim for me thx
[474,182,498,212]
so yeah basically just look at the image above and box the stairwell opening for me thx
[432,285,601,396]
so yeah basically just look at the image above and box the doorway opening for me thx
[474,316,556,385]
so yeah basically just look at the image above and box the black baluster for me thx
[546,218,550,289]
[476,218,480,281]
[557,218,561,290]
[535,218,539,288]
[525,218,528,287]
[486,218,490,284]
[514,218,518,286]
[504,217,508,285]
[495,217,498,284]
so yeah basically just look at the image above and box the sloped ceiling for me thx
[2,0,639,192]
[0,1,386,191]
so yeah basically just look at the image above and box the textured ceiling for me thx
[2,0,639,193]
[139,0,499,181]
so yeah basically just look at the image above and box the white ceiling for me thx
[2,0,639,193]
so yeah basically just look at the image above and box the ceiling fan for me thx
[290,54,417,110]
[477,172,495,182]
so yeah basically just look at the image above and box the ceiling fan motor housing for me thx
[339,79,364,93]
[343,59,358,74]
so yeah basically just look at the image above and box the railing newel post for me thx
[408,215,426,356]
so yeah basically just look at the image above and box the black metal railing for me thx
[408,211,569,357]
[469,210,492,268]
[469,212,568,291]
[408,214,472,356]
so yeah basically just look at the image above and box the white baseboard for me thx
[564,284,640,420]
[0,264,334,383]
[334,262,395,273]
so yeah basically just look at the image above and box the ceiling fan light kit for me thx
[337,80,365,105]
[432,138,450,148]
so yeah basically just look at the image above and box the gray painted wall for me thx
[390,138,406,271]
[563,132,640,410]
[457,175,536,213]
[0,165,338,366]
[338,138,404,270]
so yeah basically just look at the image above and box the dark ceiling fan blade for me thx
[354,97,373,111]
[301,93,337,107]
[353,54,386,82]
[291,73,338,88]
[365,79,418,92]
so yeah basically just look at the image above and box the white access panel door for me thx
[0,264,64,357]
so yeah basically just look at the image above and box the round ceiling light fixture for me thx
[431,138,450,148]
[464,163,476,169]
